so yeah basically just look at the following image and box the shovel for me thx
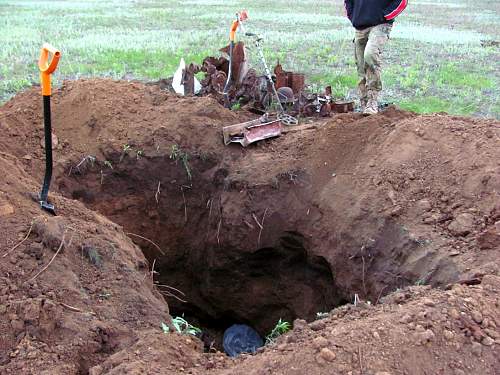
[38,43,61,215]
[223,10,248,107]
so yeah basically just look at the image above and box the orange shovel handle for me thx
[38,43,61,96]
[229,20,239,42]
[229,10,249,42]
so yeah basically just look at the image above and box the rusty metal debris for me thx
[222,115,282,147]
[274,63,305,94]
[331,100,355,113]
[175,41,354,131]
[172,58,201,96]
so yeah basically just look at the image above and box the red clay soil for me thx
[0,79,499,374]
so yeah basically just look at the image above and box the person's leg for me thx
[354,27,370,111]
[363,23,392,114]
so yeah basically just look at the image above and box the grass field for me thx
[1,0,499,118]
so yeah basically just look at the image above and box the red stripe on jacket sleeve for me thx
[385,0,407,20]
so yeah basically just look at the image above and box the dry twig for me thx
[252,209,269,246]
[155,283,187,303]
[252,214,263,230]
[3,222,34,258]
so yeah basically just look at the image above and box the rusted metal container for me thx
[289,73,305,94]
[331,100,355,113]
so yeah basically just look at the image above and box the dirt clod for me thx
[312,336,329,350]
[309,320,326,332]
[318,347,336,362]
[448,213,475,236]
[0,202,15,216]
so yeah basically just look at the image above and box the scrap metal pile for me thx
[171,10,354,147]
[180,43,354,118]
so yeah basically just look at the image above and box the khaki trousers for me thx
[354,23,392,102]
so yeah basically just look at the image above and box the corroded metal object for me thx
[222,116,282,147]
[181,44,354,119]
[331,100,355,113]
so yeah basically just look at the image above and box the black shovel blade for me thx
[40,200,56,215]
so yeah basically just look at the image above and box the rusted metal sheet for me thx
[220,42,249,85]
[274,63,305,94]
[289,73,305,94]
[222,116,282,147]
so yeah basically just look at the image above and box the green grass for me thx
[0,0,498,118]
[435,63,493,90]
[161,317,201,336]
[310,72,358,98]
[400,97,467,115]
[265,318,291,345]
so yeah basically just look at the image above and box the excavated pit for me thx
[58,154,354,349]
[1,80,499,374]
[30,80,495,357]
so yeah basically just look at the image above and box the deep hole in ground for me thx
[58,153,353,350]
[54,109,455,353]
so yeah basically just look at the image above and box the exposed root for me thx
[155,181,161,203]
[3,221,34,258]
[358,346,365,375]
[126,233,165,255]
[155,283,186,296]
[150,258,157,287]
[26,231,71,283]
[253,208,269,246]
[159,290,188,304]
[59,301,96,316]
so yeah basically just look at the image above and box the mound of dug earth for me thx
[0,79,499,374]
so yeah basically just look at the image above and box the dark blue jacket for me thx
[344,0,407,29]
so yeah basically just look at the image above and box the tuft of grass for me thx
[81,245,103,267]
[119,144,131,162]
[231,102,242,111]
[170,144,192,181]
[265,318,291,345]
[161,316,201,336]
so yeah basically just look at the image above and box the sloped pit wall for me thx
[56,148,420,335]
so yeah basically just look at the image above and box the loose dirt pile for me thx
[0,79,499,374]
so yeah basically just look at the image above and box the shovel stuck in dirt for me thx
[222,115,282,147]
[37,43,61,215]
